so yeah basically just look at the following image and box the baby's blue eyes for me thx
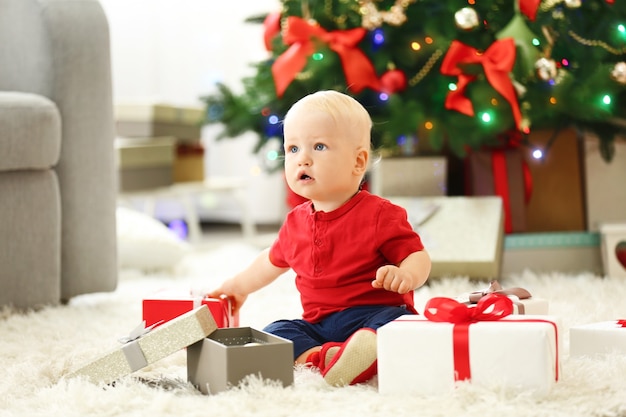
[286,144,327,153]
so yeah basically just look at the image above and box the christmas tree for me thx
[203,0,626,164]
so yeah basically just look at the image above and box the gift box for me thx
[599,223,626,278]
[173,143,205,183]
[142,289,239,329]
[509,297,548,315]
[115,103,204,142]
[502,232,603,276]
[369,156,447,197]
[569,320,626,357]
[115,136,175,191]
[456,280,549,315]
[466,148,528,233]
[521,128,585,232]
[583,132,626,232]
[378,296,560,395]
[187,327,294,395]
[390,196,504,279]
[67,305,217,385]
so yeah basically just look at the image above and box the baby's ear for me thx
[354,148,369,175]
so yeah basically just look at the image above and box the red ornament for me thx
[380,69,408,94]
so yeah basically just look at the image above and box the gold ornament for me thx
[359,0,415,30]
[611,62,626,85]
[535,57,558,81]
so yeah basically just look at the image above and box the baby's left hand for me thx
[372,265,414,294]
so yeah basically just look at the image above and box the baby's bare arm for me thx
[372,250,431,294]
[207,248,289,314]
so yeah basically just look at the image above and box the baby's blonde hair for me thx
[285,90,372,149]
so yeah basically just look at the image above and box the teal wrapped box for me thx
[502,232,602,276]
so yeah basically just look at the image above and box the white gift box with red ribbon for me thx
[377,294,561,395]
[569,320,626,357]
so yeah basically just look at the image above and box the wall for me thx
[100,0,286,224]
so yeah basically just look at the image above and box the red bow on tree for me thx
[271,16,381,97]
[440,38,522,130]
[263,11,282,51]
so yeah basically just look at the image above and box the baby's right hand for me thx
[207,286,247,316]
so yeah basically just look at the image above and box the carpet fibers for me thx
[2,243,626,417]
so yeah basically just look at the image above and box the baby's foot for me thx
[322,328,377,386]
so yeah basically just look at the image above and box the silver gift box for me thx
[187,327,294,395]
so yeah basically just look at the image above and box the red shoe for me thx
[322,328,378,387]
[306,342,342,371]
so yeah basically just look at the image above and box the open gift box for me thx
[378,295,560,395]
[187,327,294,395]
[67,305,217,385]
[569,320,626,357]
[68,306,293,393]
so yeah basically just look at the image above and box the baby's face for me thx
[283,107,366,211]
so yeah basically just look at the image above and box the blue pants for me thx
[263,305,414,360]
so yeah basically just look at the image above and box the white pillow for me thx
[116,206,191,270]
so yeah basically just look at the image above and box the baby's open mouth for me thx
[300,174,312,180]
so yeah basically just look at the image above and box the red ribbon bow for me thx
[440,38,522,130]
[617,320,626,327]
[425,293,514,325]
[263,11,282,51]
[424,293,513,381]
[271,16,381,97]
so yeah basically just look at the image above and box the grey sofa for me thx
[0,0,118,309]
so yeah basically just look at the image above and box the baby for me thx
[208,90,431,386]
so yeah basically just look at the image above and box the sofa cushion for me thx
[0,92,61,171]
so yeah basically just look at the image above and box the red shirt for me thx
[269,191,425,323]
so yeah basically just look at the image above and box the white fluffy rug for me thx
[2,242,626,417]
